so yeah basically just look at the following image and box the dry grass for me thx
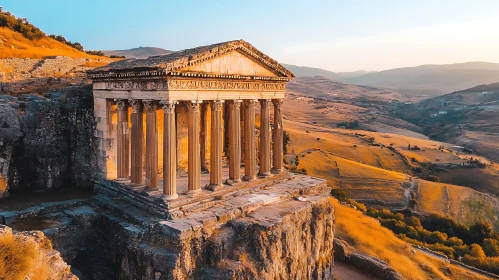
[82,61,110,67]
[417,180,499,229]
[331,198,490,280]
[286,124,408,172]
[0,230,52,280]
[0,27,103,59]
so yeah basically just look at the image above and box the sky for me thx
[3,0,499,72]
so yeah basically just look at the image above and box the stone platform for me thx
[94,170,329,221]
[3,172,334,279]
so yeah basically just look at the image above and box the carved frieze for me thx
[103,79,286,92]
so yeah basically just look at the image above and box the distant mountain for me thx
[282,64,375,81]
[346,62,499,96]
[102,47,173,59]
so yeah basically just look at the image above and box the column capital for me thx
[272,99,284,107]
[259,99,271,108]
[160,101,178,114]
[186,100,202,112]
[210,100,224,111]
[129,99,141,113]
[244,99,258,109]
[116,99,128,111]
[142,100,157,113]
[228,99,242,109]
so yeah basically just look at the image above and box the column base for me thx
[184,189,202,196]
[206,183,223,191]
[226,178,242,185]
[271,168,283,174]
[162,193,178,201]
[243,175,256,181]
[258,172,271,178]
[116,177,130,182]
[145,185,160,192]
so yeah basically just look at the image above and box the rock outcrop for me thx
[0,85,94,197]
[334,238,403,280]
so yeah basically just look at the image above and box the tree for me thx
[283,130,290,154]
[469,221,493,244]
[483,238,499,257]
[469,244,486,259]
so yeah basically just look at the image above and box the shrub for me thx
[483,238,499,257]
[0,230,52,280]
[0,9,45,40]
[330,189,349,202]
[85,50,105,56]
[283,130,290,154]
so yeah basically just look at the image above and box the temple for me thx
[88,40,295,207]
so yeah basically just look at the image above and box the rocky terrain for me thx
[1,174,335,280]
[0,85,94,197]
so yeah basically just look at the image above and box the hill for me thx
[331,198,491,280]
[282,64,374,81]
[346,62,499,97]
[395,81,499,162]
[102,47,173,58]
[0,27,101,59]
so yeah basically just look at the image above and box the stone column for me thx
[187,101,202,193]
[200,102,208,172]
[143,100,158,190]
[259,99,271,177]
[228,100,242,183]
[161,101,177,200]
[272,99,284,173]
[243,100,257,181]
[116,99,129,180]
[208,100,224,190]
[240,104,245,164]
[130,99,143,184]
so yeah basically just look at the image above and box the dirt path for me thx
[398,178,419,211]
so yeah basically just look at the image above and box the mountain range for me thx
[101,47,173,59]
[101,46,499,97]
[286,62,499,96]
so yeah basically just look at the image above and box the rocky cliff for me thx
[0,85,94,197]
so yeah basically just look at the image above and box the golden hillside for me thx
[331,198,490,280]
[0,27,102,59]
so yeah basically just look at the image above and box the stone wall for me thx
[0,57,96,82]
[0,85,95,197]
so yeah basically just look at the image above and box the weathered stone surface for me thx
[1,85,94,197]
[333,238,404,280]
[0,102,22,197]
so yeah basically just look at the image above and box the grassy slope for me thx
[331,198,490,280]
[417,180,499,228]
[0,27,102,59]
[286,119,499,227]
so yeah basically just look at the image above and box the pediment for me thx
[178,50,279,77]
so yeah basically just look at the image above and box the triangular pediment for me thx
[178,49,279,77]
[89,40,294,80]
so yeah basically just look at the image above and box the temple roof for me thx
[90,40,294,78]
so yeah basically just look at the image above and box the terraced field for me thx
[417,180,499,228]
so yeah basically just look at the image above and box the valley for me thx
[283,75,499,230]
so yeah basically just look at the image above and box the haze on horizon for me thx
[4,0,499,72]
